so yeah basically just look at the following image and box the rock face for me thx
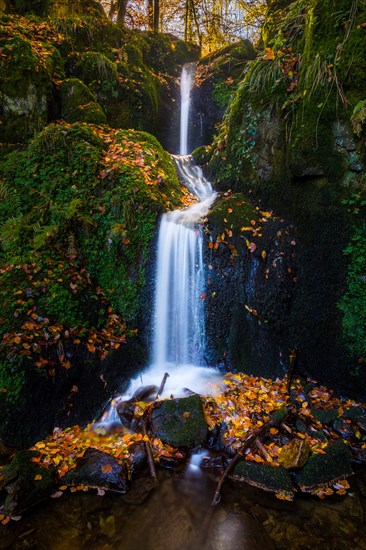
[204,193,297,378]
[203,0,366,398]
[150,395,208,448]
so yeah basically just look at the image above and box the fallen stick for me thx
[156,372,170,400]
[142,419,158,482]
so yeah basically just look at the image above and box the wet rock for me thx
[295,441,353,493]
[116,400,136,430]
[128,441,147,472]
[150,395,208,448]
[132,385,158,402]
[0,450,56,515]
[230,461,294,497]
[63,448,127,493]
[278,439,310,469]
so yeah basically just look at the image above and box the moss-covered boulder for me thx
[0,450,56,515]
[295,441,353,493]
[0,121,183,446]
[60,77,106,124]
[231,461,294,498]
[150,396,208,448]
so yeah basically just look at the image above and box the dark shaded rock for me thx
[278,439,310,470]
[150,395,208,448]
[128,441,147,473]
[0,450,56,515]
[311,407,338,424]
[231,461,294,497]
[343,406,366,422]
[63,447,127,493]
[116,400,138,430]
[204,195,296,378]
[295,441,353,492]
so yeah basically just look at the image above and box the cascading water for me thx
[180,62,195,156]
[108,64,221,403]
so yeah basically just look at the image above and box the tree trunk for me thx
[116,0,129,25]
[153,0,159,32]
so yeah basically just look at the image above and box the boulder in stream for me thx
[230,461,294,498]
[150,395,208,448]
[295,441,353,493]
[63,447,128,493]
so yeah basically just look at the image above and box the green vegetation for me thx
[0,121,183,424]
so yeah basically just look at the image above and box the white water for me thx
[180,62,195,155]
[100,64,221,412]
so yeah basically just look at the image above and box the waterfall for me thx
[180,63,195,156]
[152,156,216,370]
[117,63,220,400]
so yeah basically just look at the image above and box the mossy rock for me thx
[0,27,65,143]
[0,450,56,515]
[207,192,259,242]
[150,395,208,448]
[66,101,107,124]
[231,461,294,497]
[60,78,95,114]
[295,441,353,493]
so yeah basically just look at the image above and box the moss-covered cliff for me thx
[199,0,366,396]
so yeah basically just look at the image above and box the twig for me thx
[156,372,170,400]
[142,419,158,482]
[211,453,241,505]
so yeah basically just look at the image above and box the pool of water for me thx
[2,457,366,550]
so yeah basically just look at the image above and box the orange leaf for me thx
[264,48,275,61]
[34,474,43,481]
[101,464,113,474]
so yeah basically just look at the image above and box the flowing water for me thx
[121,64,221,400]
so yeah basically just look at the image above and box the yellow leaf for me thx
[34,474,43,481]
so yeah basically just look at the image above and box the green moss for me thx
[0,121,183,336]
[339,223,366,361]
[60,78,95,112]
[295,441,353,492]
[150,395,208,448]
